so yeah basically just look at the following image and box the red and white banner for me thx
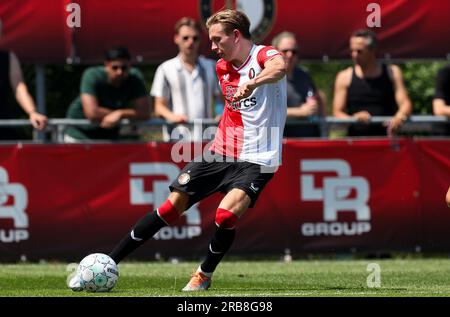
[1,0,450,63]
[0,139,449,261]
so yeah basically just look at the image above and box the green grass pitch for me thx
[1,259,450,297]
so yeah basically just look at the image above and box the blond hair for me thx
[206,9,251,39]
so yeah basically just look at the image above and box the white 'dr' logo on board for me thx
[300,159,371,236]
[129,163,201,240]
[0,167,29,243]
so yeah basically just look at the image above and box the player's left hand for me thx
[100,110,122,128]
[233,80,257,101]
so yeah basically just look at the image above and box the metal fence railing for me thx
[0,115,448,143]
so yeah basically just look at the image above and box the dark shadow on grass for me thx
[216,286,410,292]
[317,286,409,292]
[324,286,358,291]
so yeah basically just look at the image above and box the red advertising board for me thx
[0,139,449,261]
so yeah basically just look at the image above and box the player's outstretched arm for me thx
[253,55,286,85]
[233,55,285,101]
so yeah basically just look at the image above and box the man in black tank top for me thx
[333,29,412,137]
[0,18,48,140]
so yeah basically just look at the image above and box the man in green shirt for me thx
[65,47,151,141]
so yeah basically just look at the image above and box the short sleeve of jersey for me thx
[215,59,227,78]
[256,46,282,69]
[434,66,450,101]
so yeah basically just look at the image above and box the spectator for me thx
[65,47,151,142]
[432,64,450,134]
[0,18,47,140]
[150,17,221,141]
[333,29,412,137]
[272,31,326,137]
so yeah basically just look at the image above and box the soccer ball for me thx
[77,253,119,292]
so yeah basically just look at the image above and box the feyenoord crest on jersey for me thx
[178,173,191,185]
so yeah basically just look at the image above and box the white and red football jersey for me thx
[210,45,287,166]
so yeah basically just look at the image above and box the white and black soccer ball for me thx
[77,253,119,292]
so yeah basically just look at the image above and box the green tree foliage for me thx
[399,61,446,114]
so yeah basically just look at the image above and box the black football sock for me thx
[200,225,236,274]
[109,210,166,264]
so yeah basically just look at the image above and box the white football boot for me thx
[68,273,83,292]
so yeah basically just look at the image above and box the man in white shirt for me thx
[150,17,220,141]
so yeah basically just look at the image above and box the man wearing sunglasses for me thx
[65,47,151,141]
[151,17,220,141]
[272,31,326,138]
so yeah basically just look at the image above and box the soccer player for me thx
[70,9,287,292]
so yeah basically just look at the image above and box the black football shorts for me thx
[169,153,275,209]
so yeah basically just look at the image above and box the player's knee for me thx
[157,199,183,225]
[169,191,190,211]
[215,208,238,229]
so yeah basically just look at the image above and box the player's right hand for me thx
[233,79,257,101]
